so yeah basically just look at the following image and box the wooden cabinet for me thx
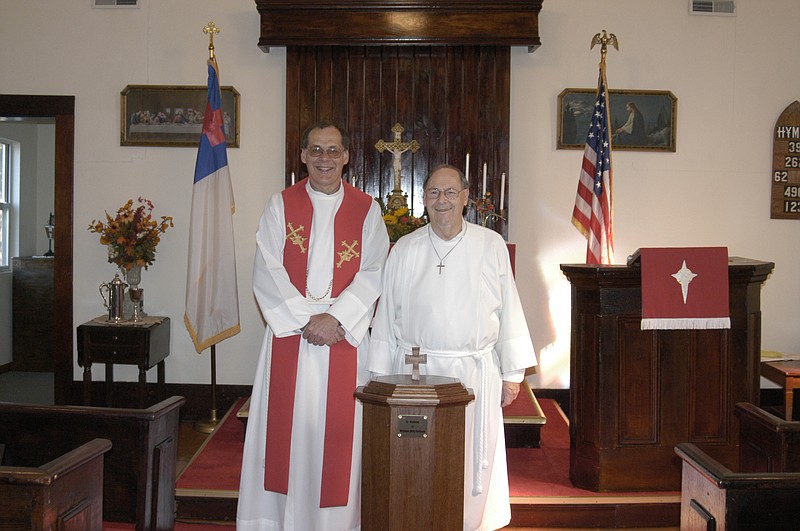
[561,257,774,492]
[11,256,54,371]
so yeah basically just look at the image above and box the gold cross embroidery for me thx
[336,240,360,268]
[286,222,308,253]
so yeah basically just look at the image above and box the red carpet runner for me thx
[173,397,672,498]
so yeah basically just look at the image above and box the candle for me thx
[465,153,470,182]
[482,163,487,196]
[351,175,356,186]
[291,172,295,185]
[500,172,506,207]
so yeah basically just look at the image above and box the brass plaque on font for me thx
[771,101,800,219]
[397,414,428,438]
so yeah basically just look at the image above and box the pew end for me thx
[0,438,111,530]
[675,442,800,530]
[0,395,185,529]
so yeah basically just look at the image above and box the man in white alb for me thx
[368,164,536,531]
[237,121,389,530]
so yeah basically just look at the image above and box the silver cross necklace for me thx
[428,225,466,275]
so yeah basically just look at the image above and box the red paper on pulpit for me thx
[639,247,731,330]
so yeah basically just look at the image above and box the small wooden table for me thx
[760,359,800,421]
[77,316,170,408]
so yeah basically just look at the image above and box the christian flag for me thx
[571,64,614,265]
[184,58,240,353]
[640,247,730,330]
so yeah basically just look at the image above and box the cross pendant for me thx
[436,263,445,274]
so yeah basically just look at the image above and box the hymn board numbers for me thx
[772,101,800,219]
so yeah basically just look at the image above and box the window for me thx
[0,140,9,268]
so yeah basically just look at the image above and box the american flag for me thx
[571,67,614,265]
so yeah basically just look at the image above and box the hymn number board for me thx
[772,101,800,219]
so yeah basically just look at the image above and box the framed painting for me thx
[120,84,240,147]
[558,88,677,152]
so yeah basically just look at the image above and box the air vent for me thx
[689,0,736,16]
[92,0,139,8]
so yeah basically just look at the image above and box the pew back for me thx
[735,401,800,473]
[676,442,800,530]
[0,438,111,530]
[0,396,184,530]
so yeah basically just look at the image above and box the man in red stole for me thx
[238,121,389,530]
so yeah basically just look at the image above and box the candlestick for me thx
[291,172,295,185]
[465,153,470,182]
[482,163,487,196]
[500,172,505,207]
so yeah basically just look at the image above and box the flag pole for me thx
[193,21,223,435]
[195,344,219,434]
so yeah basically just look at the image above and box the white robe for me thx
[237,182,389,531]
[368,221,536,531]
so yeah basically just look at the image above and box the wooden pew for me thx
[0,396,185,530]
[675,442,800,530]
[735,401,800,473]
[0,438,111,530]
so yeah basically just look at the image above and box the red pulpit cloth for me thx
[640,247,731,330]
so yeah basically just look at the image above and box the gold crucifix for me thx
[405,346,427,382]
[375,123,420,210]
[203,21,220,60]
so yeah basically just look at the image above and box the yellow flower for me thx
[88,197,173,270]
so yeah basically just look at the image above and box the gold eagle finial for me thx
[591,30,619,52]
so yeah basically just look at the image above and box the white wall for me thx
[1,0,797,387]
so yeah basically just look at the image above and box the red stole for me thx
[264,178,372,507]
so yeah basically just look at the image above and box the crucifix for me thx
[405,346,427,382]
[375,123,420,210]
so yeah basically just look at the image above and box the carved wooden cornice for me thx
[255,0,543,52]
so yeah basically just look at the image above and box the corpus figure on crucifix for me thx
[375,123,420,210]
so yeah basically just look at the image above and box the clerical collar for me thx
[306,179,343,198]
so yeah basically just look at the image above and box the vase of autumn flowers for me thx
[377,198,428,242]
[88,197,174,273]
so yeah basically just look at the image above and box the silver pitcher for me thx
[99,273,127,322]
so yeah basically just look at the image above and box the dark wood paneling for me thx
[286,45,510,238]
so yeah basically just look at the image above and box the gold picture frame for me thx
[558,88,677,152]
[120,84,240,148]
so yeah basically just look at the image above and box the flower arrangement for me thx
[88,197,174,270]
[378,198,427,242]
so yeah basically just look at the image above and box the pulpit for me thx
[561,257,774,492]
[355,375,474,531]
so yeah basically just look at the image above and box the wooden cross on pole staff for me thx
[203,21,220,60]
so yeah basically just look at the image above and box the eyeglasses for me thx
[306,145,345,159]
[425,187,464,200]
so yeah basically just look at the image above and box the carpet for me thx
[176,397,247,492]
[175,396,677,500]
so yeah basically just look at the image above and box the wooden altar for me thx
[561,257,774,492]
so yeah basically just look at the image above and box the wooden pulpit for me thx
[355,375,474,531]
[561,257,774,492]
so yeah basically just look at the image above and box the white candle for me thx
[482,163,487,196]
[291,172,295,185]
[465,153,470,182]
[351,175,356,186]
[500,172,506,207]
